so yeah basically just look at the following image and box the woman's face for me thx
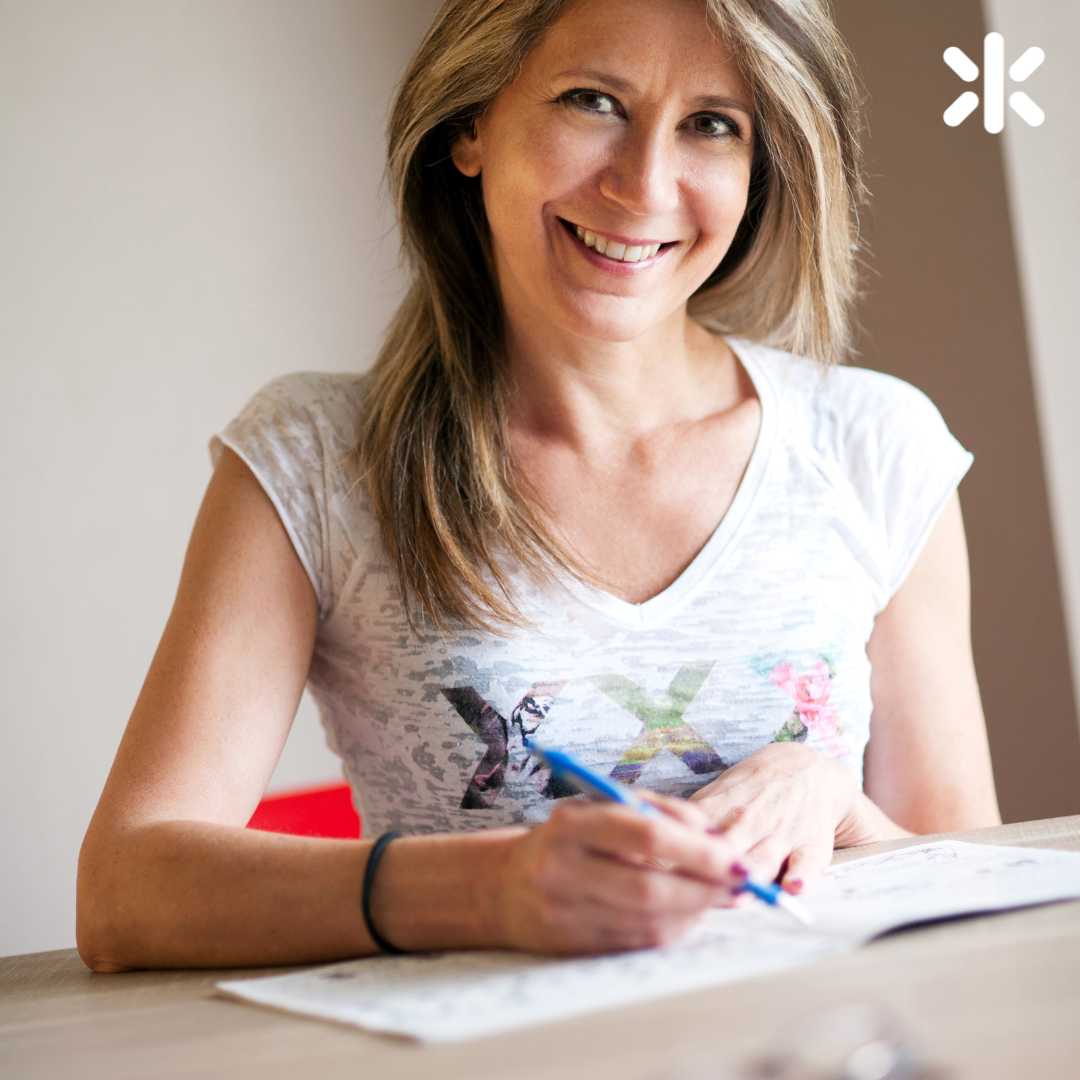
[451,0,756,345]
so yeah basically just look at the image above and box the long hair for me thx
[350,0,871,638]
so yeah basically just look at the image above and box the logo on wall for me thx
[943,32,1045,131]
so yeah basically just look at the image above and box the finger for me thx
[707,802,749,836]
[722,891,755,909]
[711,885,755,909]
[742,836,790,887]
[715,804,761,853]
[553,801,743,887]
[711,893,739,908]
[605,847,672,874]
[781,839,833,895]
[634,789,713,832]
[629,791,715,871]
[578,846,737,916]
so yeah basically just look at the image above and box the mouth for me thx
[556,217,679,270]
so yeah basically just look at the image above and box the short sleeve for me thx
[208,373,333,621]
[845,374,974,609]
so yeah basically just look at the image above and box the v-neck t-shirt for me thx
[207,337,974,836]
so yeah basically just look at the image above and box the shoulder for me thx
[243,370,368,441]
[215,369,374,510]
[819,362,945,431]
[734,339,974,609]
[735,339,954,460]
[231,370,371,475]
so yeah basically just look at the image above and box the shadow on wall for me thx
[830,0,1080,820]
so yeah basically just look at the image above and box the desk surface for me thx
[4,816,1080,1080]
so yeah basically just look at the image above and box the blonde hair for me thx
[351,0,871,638]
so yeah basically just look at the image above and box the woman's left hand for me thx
[687,742,859,898]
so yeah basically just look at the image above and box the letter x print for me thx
[442,682,565,809]
[596,663,728,783]
[443,664,726,807]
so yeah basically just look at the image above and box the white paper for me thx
[214,841,1080,1042]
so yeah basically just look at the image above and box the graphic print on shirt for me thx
[751,651,847,757]
[595,663,730,784]
[442,682,573,808]
[442,663,733,808]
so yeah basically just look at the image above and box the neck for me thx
[503,318,738,458]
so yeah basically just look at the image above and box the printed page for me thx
[214,841,1080,1042]
[807,840,1080,940]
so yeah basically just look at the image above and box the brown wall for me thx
[829,0,1080,821]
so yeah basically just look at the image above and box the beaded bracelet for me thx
[360,831,406,955]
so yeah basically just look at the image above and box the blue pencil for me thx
[524,736,815,927]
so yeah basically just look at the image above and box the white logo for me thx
[944,32,1045,131]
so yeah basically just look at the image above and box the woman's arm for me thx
[858,490,1002,840]
[79,449,744,971]
[77,820,522,971]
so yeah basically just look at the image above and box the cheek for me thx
[694,169,751,241]
[486,129,595,248]
[483,126,561,221]
[520,126,602,212]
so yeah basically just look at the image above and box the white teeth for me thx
[574,223,661,262]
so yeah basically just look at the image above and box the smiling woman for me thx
[79,0,1000,974]
[367,0,870,635]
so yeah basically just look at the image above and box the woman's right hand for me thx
[492,793,747,955]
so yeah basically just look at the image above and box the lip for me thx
[560,218,675,248]
[555,217,675,275]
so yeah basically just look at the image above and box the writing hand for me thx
[493,791,747,955]
[687,742,858,899]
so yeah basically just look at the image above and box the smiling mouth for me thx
[556,217,679,253]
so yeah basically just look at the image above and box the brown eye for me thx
[560,89,618,115]
[559,89,742,141]
[693,114,742,139]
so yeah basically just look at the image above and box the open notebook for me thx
[214,840,1080,1042]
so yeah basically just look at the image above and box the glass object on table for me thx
[654,1002,947,1080]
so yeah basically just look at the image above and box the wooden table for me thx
[4,817,1080,1080]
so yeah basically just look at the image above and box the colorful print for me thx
[441,683,566,808]
[768,657,846,756]
[443,664,732,806]
[595,664,729,783]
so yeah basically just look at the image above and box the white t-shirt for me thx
[208,336,974,836]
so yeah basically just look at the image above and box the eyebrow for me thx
[553,68,754,116]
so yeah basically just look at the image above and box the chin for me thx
[568,314,653,343]
[560,297,672,342]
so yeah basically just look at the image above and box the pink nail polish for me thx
[731,862,748,879]
[786,878,804,894]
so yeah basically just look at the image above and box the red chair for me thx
[247,781,361,839]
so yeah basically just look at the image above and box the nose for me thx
[597,122,681,220]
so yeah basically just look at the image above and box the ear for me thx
[450,118,483,178]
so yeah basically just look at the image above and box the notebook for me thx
[214,839,1080,1042]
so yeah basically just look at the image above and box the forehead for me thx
[531,0,751,102]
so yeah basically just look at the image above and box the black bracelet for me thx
[361,831,406,955]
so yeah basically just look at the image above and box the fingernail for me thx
[786,878,804,894]
[731,861,749,879]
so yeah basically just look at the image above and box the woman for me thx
[76,0,1000,971]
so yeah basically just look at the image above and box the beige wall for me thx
[1,0,440,957]
[984,0,1080,737]
[830,0,1080,822]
